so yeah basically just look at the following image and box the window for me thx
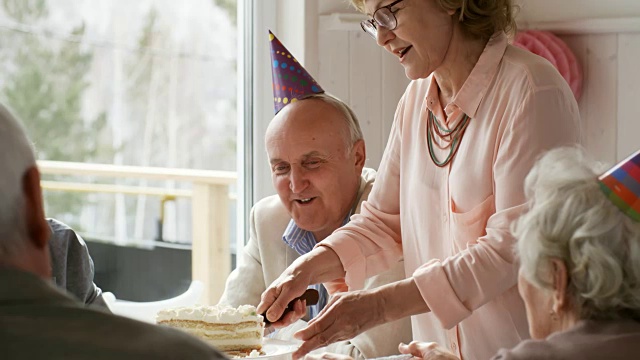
[0,0,241,303]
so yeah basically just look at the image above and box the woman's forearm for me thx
[376,277,430,323]
[293,245,346,285]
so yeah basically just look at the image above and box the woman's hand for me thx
[257,246,344,326]
[292,277,429,359]
[399,341,460,360]
[292,289,385,359]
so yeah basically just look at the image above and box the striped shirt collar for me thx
[282,212,351,256]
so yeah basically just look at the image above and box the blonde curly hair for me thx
[351,0,516,39]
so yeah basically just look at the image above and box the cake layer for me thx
[158,319,261,332]
[156,304,265,353]
[158,319,262,341]
[178,328,262,341]
[157,304,263,324]
[161,325,263,351]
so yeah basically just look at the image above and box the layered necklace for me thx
[426,108,471,167]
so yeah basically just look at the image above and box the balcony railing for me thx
[38,160,237,305]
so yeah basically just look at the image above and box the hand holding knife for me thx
[262,288,319,326]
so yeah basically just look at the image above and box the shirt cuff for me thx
[318,238,367,293]
[413,259,472,329]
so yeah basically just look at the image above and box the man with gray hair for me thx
[221,34,409,358]
[219,93,411,359]
[0,103,226,359]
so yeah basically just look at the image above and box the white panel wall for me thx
[559,34,618,164]
[318,15,640,169]
[617,33,640,161]
[559,30,640,163]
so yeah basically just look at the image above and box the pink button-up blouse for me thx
[320,33,581,360]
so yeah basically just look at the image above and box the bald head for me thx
[0,104,35,189]
[267,98,342,146]
[0,104,36,246]
[267,93,363,154]
[0,104,49,275]
[265,95,367,240]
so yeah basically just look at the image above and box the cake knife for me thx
[262,288,319,325]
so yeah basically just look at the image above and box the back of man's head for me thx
[0,103,37,259]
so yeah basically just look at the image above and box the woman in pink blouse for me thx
[257,1,580,359]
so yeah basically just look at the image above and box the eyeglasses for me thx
[360,0,405,39]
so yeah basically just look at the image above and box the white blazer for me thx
[219,168,412,359]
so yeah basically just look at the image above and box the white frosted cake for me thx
[157,304,264,354]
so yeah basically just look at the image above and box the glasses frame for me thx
[360,0,405,39]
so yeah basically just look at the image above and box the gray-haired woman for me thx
[398,147,640,359]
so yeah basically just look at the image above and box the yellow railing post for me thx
[191,183,230,305]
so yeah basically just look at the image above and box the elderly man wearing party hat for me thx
[218,32,411,358]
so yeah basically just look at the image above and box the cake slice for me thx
[157,304,264,354]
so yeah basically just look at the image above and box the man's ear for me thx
[352,139,366,170]
[550,259,570,313]
[22,166,49,250]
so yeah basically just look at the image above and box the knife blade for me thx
[262,288,319,325]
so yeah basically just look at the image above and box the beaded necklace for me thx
[426,109,471,167]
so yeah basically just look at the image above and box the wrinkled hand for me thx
[258,247,344,328]
[257,267,312,327]
[398,341,460,360]
[292,290,384,359]
[304,353,353,360]
[267,298,307,330]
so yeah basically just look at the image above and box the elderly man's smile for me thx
[293,197,317,205]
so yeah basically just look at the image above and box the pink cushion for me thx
[513,30,583,101]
